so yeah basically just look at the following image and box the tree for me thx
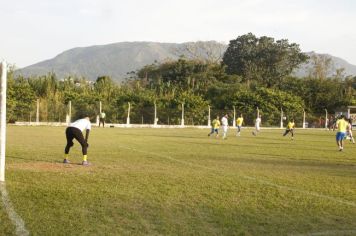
[10,77,36,121]
[136,59,234,96]
[308,54,333,80]
[176,41,227,63]
[222,33,308,87]
[279,76,353,113]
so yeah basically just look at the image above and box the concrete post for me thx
[68,101,72,124]
[181,103,185,126]
[233,106,236,127]
[126,102,131,125]
[280,108,283,129]
[208,105,211,127]
[36,99,40,125]
[0,61,7,181]
[154,102,157,125]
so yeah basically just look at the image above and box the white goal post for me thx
[0,61,7,182]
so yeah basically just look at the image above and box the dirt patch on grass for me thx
[8,161,92,172]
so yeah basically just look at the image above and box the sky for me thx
[1,0,356,68]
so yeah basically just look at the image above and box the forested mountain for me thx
[293,52,356,78]
[17,41,356,82]
[8,34,356,126]
[17,41,226,81]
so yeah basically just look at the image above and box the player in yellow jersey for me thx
[335,115,348,151]
[283,119,295,140]
[208,116,220,137]
[236,114,244,136]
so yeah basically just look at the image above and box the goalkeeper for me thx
[63,116,91,165]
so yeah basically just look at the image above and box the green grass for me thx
[1,126,356,235]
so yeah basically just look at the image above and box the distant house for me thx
[335,106,356,123]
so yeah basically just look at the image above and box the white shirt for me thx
[221,117,228,126]
[69,118,91,131]
[255,117,261,126]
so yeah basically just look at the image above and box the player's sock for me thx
[83,155,87,161]
[64,154,69,160]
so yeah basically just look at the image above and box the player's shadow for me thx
[6,155,54,163]
[6,155,84,166]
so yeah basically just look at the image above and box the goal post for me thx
[0,61,7,182]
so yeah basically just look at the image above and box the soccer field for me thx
[1,126,356,235]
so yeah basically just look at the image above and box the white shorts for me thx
[222,126,228,133]
[255,125,260,131]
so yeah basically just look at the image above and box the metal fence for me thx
[11,100,334,128]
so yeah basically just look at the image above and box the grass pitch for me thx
[1,126,356,235]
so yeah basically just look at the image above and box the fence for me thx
[11,100,336,129]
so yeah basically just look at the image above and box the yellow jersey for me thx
[287,122,295,129]
[212,119,220,129]
[236,117,244,126]
[336,119,348,132]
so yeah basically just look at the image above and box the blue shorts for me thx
[336,132,346,141]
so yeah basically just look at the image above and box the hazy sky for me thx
[1,0,356,68]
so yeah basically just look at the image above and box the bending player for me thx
[63,116,91,165]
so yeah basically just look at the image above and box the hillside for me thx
[17,41,226,82]
[293,51,356,77]
[17,41,356,82]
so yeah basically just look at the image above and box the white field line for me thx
[118,145,356,208]
[0,182,29,236]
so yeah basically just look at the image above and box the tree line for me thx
[6,33,356,126]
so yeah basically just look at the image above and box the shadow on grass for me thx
[6,156,90,168]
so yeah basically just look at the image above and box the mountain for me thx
[292,52,356,78]
[16,41,226,82]
[17,41,356,82]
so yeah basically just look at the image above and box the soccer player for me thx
[208,116,220,137]
[346,118,355,144]
[236,114,244,136]
[63,116,91,165]
[335,115,348,151]
[283,119,295,140]
[221,114,229,139]
[99,111,106,128]
[252,115,261,136]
